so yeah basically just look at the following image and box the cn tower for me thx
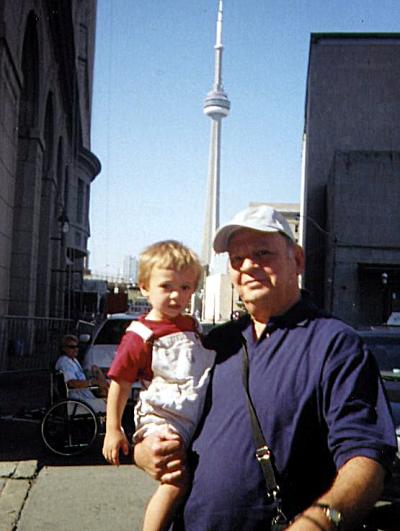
[201,0,230,269]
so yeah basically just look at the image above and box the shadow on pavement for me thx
[0,370,134,469]
[0,418,114,467]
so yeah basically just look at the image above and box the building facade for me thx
[302,34,400,326]
[0,0,100,320]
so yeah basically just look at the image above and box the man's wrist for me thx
[294,513,329,531]
[312,503,343,530]
[306,503,342,530]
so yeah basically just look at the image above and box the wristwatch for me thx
[311,502,343,530]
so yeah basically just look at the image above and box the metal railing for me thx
[0,316,77,371]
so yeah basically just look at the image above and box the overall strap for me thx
[126,320,153,342]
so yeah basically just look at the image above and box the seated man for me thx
[55,334,108,413]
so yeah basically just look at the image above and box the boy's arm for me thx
[103,378,131,465]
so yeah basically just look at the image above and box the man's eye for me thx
[254,250,270,260]
[230,256,243,266]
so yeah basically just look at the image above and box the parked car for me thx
[358,327,400,450]
[81,312,139,374]
[358,326,400,503]
[82,314,220,374]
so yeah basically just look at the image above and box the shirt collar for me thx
[242,290,322,341]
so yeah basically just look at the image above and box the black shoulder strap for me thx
[241,337,280,498]
[241,337,290,529]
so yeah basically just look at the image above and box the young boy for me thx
[102,240,215,531]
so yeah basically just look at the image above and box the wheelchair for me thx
[1,369,136,458]
[40,371,106,457]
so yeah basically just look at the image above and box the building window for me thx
[77,179,84,224]
[85,184,90,224]
[64,167,69,211]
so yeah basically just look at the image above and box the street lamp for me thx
[51,209,70,243]
[58,210,70,235]
[381,272,389,323]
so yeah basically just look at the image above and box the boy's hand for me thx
[103,428,129,466]
[134,430,186,483]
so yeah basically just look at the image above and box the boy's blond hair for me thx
[138,240,203,289]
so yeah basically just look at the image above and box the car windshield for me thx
[363,336,400,371]
[94,319,135,345]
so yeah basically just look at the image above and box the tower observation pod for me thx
[201,0,231,269]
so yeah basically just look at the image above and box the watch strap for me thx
[311,503,343,530]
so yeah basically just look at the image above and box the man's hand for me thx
[134,431,186,484]
[287,514,327,530]
[91,364,110,397]
[103,428,129,466]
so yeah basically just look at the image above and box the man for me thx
[55,334,108,413]
[135,205,397,530]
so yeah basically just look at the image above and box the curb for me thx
[0,461,38,531]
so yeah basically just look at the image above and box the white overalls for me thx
[127,321,216,447]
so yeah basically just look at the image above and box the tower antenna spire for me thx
[214,0,223,88]
[201,0,230,270]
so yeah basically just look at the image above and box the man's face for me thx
[228,229,304,318]
[63,340,79,359]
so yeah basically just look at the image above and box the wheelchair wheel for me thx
[41,399,98,456]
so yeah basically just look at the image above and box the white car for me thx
[82,312,139,374]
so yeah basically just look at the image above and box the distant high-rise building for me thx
[201,0,230,270]
[122,255,138,283]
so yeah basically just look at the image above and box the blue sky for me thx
[88,0,400,276]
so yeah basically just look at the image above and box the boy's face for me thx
[140,266,198,321]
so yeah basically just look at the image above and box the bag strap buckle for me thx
[256,445,271,462]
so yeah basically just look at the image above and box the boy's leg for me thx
[142,479,189,531]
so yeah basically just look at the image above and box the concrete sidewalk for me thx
[0,461,157,531]
[0,461,38,531]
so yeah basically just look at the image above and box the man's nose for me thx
[170,290,179,299]
[240,256,258,271]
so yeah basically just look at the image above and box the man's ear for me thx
[294,245,305,276]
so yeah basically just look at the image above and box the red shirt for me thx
[107,314,198,384]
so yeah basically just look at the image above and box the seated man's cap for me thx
[213,205,295,253]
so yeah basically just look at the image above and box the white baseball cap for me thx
[213,205,295,253]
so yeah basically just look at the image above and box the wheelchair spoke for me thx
[41,399,98,456]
